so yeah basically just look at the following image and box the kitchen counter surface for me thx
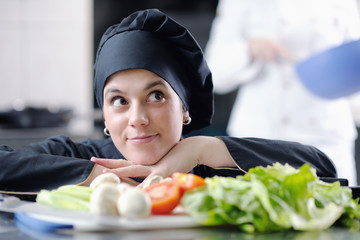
[1,211,359,240]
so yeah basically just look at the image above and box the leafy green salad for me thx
[181,163,360,233]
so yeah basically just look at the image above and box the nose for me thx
[128,103,149,127]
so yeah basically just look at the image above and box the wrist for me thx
[80,164,107,186]
[195,136,234,168]
[190,136,213,166]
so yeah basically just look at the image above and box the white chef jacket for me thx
[205,0,360,185]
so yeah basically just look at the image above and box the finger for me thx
[271,42,292,61]
[104,165,153,178]
[251,43,275,61]
[251,47,264,60]
[262,49,275,61]
[91,157,133,168]
[278,48,293,61]
[119,177,141,187]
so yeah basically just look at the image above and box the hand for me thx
[138,136,236,188]
[91,136,236,188]
[90,138,201,185]
[248,37,292,62]
[90,157,150,186]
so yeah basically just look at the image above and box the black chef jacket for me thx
[0,135,336,201]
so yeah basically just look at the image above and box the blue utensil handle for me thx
[14,211,73,232]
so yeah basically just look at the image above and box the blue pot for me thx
[295,39,360,99]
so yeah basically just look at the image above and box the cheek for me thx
[103,108,126,136]
[105,114,128,155]
[164,105,184,139]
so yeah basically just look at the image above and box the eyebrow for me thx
[104,88,123,97]
[145,80,168,90]
[104,80,168,97]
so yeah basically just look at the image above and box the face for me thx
[103,69,187,165]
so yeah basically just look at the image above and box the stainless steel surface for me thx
[1,211,360,240]
[0,196,359,240]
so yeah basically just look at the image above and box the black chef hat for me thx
[94,9,214,134]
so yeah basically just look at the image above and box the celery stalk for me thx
[57,185,93,201]
[36,185,93,211]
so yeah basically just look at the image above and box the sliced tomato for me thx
[171,172,206,196]
[143,180,181,215]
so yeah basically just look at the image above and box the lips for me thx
[127,134,158,144]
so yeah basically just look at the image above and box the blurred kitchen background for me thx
[0,0,360,181]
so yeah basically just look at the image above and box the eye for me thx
[148,91,165,103]
[112,96,128,107]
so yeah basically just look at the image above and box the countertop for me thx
[1,211,360,240]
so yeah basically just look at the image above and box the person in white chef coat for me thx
[205,0,360,185]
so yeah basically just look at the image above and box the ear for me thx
[183,111,189,121]
[183,111,192,125]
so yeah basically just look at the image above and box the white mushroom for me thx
[117,182,133,195]
[90,183,120,215]
[90,172,120,189]
[117,188,151,218]
[141,175,164,189]
[161,177,173,183]
[89,173,151,218]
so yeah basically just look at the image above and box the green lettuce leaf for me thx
[182,163,360,233]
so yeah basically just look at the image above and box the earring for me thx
[183,116,192,125]
[103,127,111,136]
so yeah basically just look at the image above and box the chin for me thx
[130,154,161,166]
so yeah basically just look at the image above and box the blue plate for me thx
[14,212,73,232]
[296,39,360,99]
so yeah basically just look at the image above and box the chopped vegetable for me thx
[89,172,120,189]
[172,172,206,196]
[36,185,93,211]
[36,174,152,218]
[90,182,120,215]
[57,185,93,201]
[117,188,151,218]
[117,182,133,195]
[141,175,165,189]
[181,163,360,233]
[143,180,181,215]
